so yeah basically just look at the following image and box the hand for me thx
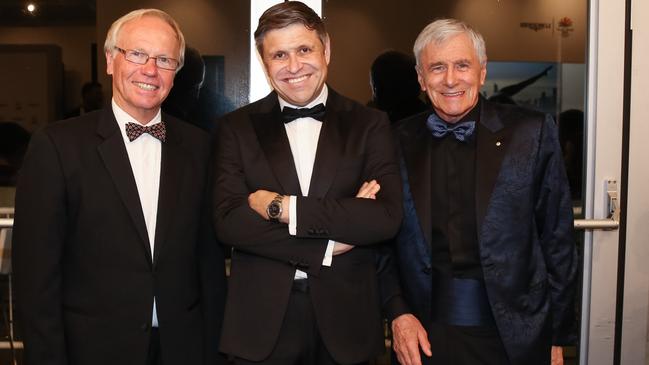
[332,242,354,255]
[248,190,289,223]
[332,180,381,256]
[391,313,431,365]
[356,179,380,199]
[551,346,563,365]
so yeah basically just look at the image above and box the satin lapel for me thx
[475,101,510,237]
[400,115,433,247]
[152,116,184,266]
[251,97,302,195]
[308,94,343,198]
[96,109,152,265]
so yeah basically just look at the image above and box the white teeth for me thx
[134,82,158,90]
[288,75,308,84]
[443,91,463,96]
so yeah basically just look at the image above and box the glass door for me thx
[582,0,649,364]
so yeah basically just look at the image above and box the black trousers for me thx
[422,322,510,365]
[147,327,163,365]
[233,280,367,365]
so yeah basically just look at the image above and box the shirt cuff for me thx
[322,240,335,266]
[288,195,297,235]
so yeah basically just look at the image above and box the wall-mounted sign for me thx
[520,22,551,32]
[557,17,575,37]
[520,17,575,38]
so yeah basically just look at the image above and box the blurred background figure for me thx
[162,46,205,125]
[0,122,30,186]
[558,109,584,201]
[162,45,234,131]
[369,50,428,123]
[65,81,104,118]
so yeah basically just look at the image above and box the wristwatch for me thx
[266,194,284,223]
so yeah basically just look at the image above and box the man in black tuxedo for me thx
[213,2,402,364]
[13,9,225,365]
[385,19,578,365]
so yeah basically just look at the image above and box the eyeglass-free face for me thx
[106,15,180,124]
[416,33,486,124]
[261,23,330,107]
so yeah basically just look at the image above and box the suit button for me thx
[141,323,150,332]
[288,260,298,267]
[308,228,316,235]
[422,267,432,275]
[297,262,310,270]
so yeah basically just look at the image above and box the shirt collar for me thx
[278,84,328,111]
[111,98,162,129]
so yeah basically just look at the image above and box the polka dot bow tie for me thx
[125,122,167,142]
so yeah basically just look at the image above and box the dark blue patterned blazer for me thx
[389,100,578,365]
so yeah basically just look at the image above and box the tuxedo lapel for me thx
[475,101,512,237]
[96,109,152,265]
[251,93,302,195]
[308,92,343,198]
[399,114,433,247]
[152,116,185,266]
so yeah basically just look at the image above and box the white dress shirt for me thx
[112,99,161,327]
[279,86,335,279]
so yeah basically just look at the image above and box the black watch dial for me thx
[267,201,282,218]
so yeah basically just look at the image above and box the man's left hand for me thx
[551,346,564,365]
[248,190,289,223]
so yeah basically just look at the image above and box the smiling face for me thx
[106,15,180,124]
[261,23,330,106]
[417,32,486,123]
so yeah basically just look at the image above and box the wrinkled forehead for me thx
[423,35,480,64]
[119,16,180,50]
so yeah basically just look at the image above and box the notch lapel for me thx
[152,116,184,266]
[96,109,152,265]
[399,115,433,247]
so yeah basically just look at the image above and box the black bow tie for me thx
[125,122,167,142]
[426,113,475,142]
[281,103,326,123]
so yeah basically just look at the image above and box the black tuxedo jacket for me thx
[13,108,226,365]
[213,89,403,364]
[388,101,578,365]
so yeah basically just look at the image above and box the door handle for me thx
[574,179,620,230]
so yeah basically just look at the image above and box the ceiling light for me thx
[26,3,36,13]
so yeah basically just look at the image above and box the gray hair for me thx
[413,18,486,68]
[104,8,186,71]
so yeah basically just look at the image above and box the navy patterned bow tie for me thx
[125,122,166,142]
[426,113,476,142]
[281,103,326,123]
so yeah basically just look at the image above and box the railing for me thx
[0,211,20,365]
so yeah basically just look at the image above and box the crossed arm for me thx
[247,180,381,255]
[212,114,402,272]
